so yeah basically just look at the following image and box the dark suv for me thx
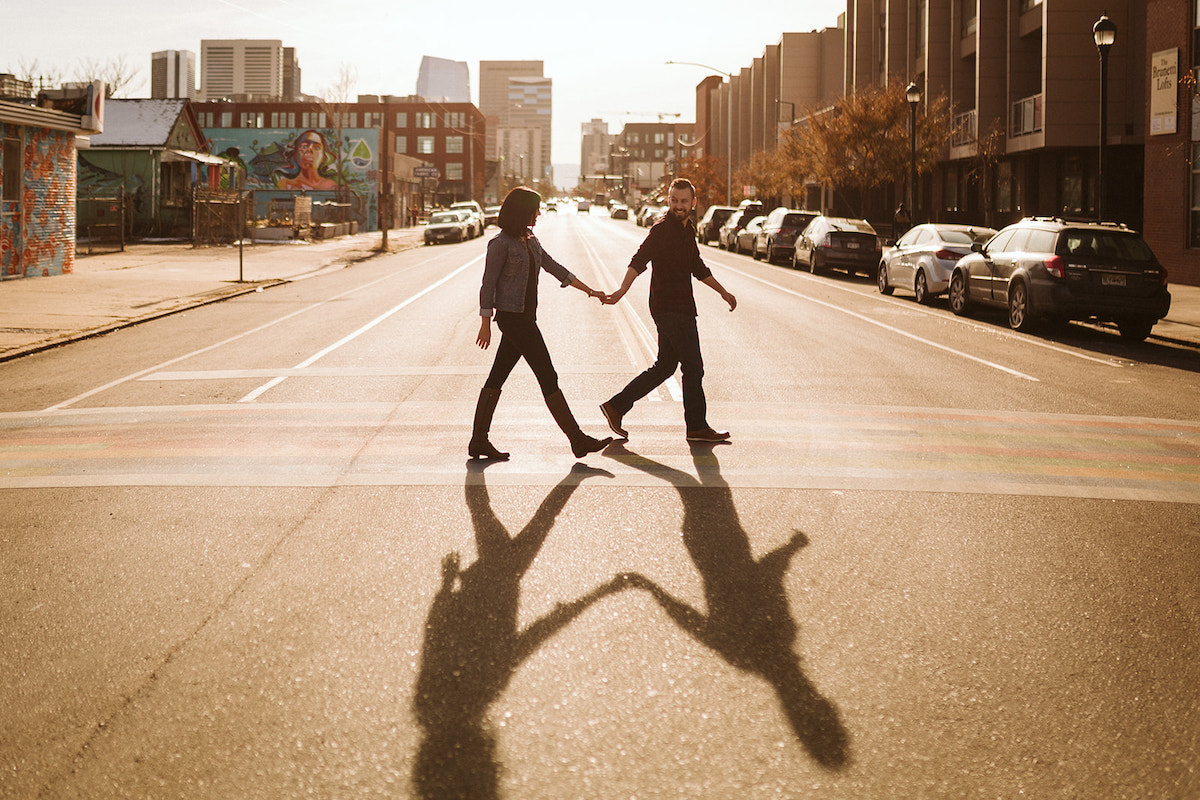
[697,205,736,245]
[948,217,1171,341]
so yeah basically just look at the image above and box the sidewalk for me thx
[0,228,424,362]
[1,228,1199,362]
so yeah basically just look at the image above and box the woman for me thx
[470,187,612,460]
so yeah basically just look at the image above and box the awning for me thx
[162,149,229,166]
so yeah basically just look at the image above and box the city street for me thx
[2,210,1198,798]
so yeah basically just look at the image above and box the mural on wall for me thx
[1,123,76,279]
[203,127,379,229]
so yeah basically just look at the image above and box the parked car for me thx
[948,217,1171,341]
[754,208,819,263]
[735,215,767,255]
[638,205,666,227]
[424,210,471,245]
[483,205,501,227]
[718,203,764,250]
[610,203,630,220]
[697,204,737,245]
[449,201,485,238]
[878,223,997,303]
[792,216,881,276]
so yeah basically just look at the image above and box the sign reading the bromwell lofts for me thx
[1150,48,1178,137]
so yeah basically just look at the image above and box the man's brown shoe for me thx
[600,401,629,439]
[686,428,731,442]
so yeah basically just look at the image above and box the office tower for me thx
[283,47,302,101]
[416,56,469,103]
[200,39,284,101]
[151,50,196,100]
[480,61,551,183]
[580,118,612,177]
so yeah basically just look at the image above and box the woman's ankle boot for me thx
[545,389,613,458]
[468,387,509,460]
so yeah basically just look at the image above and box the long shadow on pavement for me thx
[412,461,626,799]
[607,441,851,770]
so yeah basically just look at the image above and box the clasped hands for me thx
[585,288,626,305]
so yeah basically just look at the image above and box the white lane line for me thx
[713,254,1123,367]
[576,227,681,401]
[238,255,482,403]
[723,264,1041,382]
[45,251,466,412]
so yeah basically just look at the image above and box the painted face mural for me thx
[275,129,337,191]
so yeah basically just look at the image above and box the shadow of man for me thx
[608,442,851,769]
[413,461,627,799]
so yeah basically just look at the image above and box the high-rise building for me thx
[479,60,552,182]
[283,47,302,101]
[580,118,613,178]
[200,39,284,101]
[151,50,196,100]
[416,56,469,103]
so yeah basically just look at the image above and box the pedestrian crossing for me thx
[1,401,1197,503]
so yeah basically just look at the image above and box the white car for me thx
[877,223,997,303]
[449,201,485,238]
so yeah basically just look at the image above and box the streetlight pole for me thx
[1093,14,1117,222]
[906,82,921,219]
[666,60,733,205]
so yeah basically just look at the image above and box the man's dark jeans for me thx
[609,311,707,431]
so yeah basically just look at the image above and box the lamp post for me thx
[666,60,733,205]
[906,82,921,217]
[1093,14,1116,221]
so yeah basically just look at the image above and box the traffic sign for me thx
[413,165,440,178]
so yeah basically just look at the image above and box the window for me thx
[160,162,188,207]
[395,136,407,155]
[446,162,463,180]
[365,113,382,127]
[961,0,977,36]
[302,112,327,128]
[417,136,435,154]
[1191,143,1200,247]
[995,161,1013,213]
[395,112,408,128]
[446,112,465,128]
[240,112,265,128]
[2,138,21,205]
[220,112,233,128]
[446,136,463,154]
[416,112,435,129]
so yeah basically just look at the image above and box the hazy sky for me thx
[5,0,843,177]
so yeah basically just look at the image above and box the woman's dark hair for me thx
[497,186,541,236]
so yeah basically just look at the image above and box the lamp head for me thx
[1093,15,1116,49]
[905,82,922,106]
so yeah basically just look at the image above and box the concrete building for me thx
[151,50,197,100]
[200,40,284,102]
[580,118,613,179]
[478,61,552,186]
[416,56,470,103]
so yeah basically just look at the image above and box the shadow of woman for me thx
[608,442,851,770]
[413,461,627,799]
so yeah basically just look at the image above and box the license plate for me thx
[844,241,860,249]
[1101,274,1126,287]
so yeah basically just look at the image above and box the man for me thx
[600,178,737,443]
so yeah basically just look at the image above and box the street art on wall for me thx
[202,127,379,229]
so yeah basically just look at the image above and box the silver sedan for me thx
[877,223,997,304]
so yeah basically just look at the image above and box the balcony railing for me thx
[952,109,978,147]
[1010,93,1043,137]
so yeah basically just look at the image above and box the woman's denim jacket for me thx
[479,231,575,317]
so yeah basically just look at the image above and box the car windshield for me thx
[828,218,874,233]
[1059,230,1156,262]
[429,213,458,224]
[783,214,813,227]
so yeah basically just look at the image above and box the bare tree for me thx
[16,58,65,93]
[318,63,360,205]
[74,55,140,98]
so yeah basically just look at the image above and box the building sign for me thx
[1150,48,1178,136]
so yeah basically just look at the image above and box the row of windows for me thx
[194,110,476,130]
[393,135,466,155]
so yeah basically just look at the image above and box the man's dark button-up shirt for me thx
[627,213,713,317]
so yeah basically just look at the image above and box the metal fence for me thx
[76,189,126,254]
[192,188,248,246]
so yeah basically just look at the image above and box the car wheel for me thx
[791,249,800,270]
[809,253,820,274]
[914,269,929,304]
[948,271,970,316]
[878,262,893,294]
[1117,318,1154,342]
[1007,281,1034,332]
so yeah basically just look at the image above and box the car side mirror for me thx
[972,242,984,253]
[885,238,897,247]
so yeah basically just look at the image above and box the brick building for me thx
[193,97,486,229]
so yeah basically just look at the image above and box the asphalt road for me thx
[2,210,1198,799]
